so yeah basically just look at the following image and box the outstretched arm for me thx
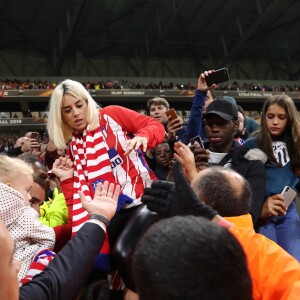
[185,71,217,142]
[20,181,119,300]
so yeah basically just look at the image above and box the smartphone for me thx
[190,135,204,148]
[166,108,178,121]
[30,132,40,141]
[281,186,297,208]
[205,68,229,87]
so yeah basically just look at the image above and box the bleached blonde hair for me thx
[0,155,33,183]
[47,79,100,149]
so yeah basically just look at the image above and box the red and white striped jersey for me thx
[99,105,165,207]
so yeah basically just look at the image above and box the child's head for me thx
[259,94,300,166]
[260,95,299,138]
[0,155,33,204]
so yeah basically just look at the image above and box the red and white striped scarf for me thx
[71,125,116,254]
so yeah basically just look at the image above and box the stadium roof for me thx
[0,0,300,79]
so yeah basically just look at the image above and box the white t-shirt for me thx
[208,151,232,168]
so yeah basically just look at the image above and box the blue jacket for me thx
[244,137,299,198]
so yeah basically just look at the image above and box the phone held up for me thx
[281,186,297,208]
[30,132,40,141]
[190,135,204,148]
[205,68,229,87]
[166,108,178,122]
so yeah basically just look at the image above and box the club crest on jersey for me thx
[92,179,104,191]
[273,142,290,166]
[108,148,123,169]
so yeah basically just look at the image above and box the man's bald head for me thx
[191,167,251,217]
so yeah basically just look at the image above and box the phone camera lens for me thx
[285,187,290,192]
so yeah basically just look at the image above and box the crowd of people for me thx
[1,78,300,92]
[1,70,300,300]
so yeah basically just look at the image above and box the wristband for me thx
[89,214,110,227]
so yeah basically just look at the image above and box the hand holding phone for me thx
[281,186,297,208]
[205,68,229,87]
[190,135,204,148]
[29,132,41,149]
[166,108,178,122]
[30,132,40,141]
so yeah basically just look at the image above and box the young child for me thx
[244,94,300,261]
[0,155,55,285]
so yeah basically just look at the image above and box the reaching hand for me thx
[142,161,218,220]
[173,141,197,183]
[197,70,217,91]
[260,194,286,219]
[190,143,210,171]
[142,180,175,217]
[79,181,120,221]
[21,138,40,152]
[124,136,148,155]
[167,117,183,140]
[14,136,27,148]
[51,155,74,181]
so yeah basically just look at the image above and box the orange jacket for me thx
[226,214,300,300]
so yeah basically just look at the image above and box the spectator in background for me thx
[235,105,249,145]
[244,94,300,261]
[245,116,259,135]
[184,71,217,143]
[0,134,39,157]
[22,109,32,118]
[153,141,173,180]
[222,95,237,105]
[146,96,183,141]
[145,96,183,169]
[189,97,266,226]
[18,154,54,215]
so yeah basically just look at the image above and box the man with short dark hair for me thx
[133,216,252,300]
[191,96,266,226]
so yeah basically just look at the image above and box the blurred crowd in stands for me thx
[0,133,49,152]
[1,79,300,92]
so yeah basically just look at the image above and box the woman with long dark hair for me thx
[244,94,300,260]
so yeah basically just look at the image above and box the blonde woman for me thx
[47,79,165,271]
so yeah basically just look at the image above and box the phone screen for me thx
[205,68,229,86]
